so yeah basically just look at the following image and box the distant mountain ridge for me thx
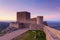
[47,21,60,30]
[0,21,60,31]
[0,22,9,31]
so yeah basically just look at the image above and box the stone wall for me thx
[9,22,30,29]
[9,22,20,29]
[43,25,60,40]
[30,18,37,24]
[30,24,43,30]
[30,16,43,30]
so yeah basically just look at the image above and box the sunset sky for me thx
[0,0,60,21]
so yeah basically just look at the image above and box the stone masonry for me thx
[9,11,43,30]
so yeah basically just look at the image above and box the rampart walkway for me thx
[0,28,29,40]
[44,25,60,40]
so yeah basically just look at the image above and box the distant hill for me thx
[47,21,60,30]
[0,22,9,31]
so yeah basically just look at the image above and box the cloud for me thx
[44,14,60,20]
[56,7,60,11]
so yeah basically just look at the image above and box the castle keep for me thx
[17,12,30,23]
[9,11,43,30]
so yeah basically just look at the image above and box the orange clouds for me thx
[0,16,16,21]
[0,9,16,21]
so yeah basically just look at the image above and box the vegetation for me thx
[36,30,46,40]
[0,31,6,36]
[12,30,46,40]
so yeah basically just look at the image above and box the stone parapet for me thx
[43,25,60,40]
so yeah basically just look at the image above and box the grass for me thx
[36,30,46,40]
[12,30,46,40]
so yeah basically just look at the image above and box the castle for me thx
[9,11,43,30]
[2,11,60,40]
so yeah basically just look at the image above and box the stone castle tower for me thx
[37,16,43,25]
[17,11,30,23]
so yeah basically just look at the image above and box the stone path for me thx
[0,28,29,40]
